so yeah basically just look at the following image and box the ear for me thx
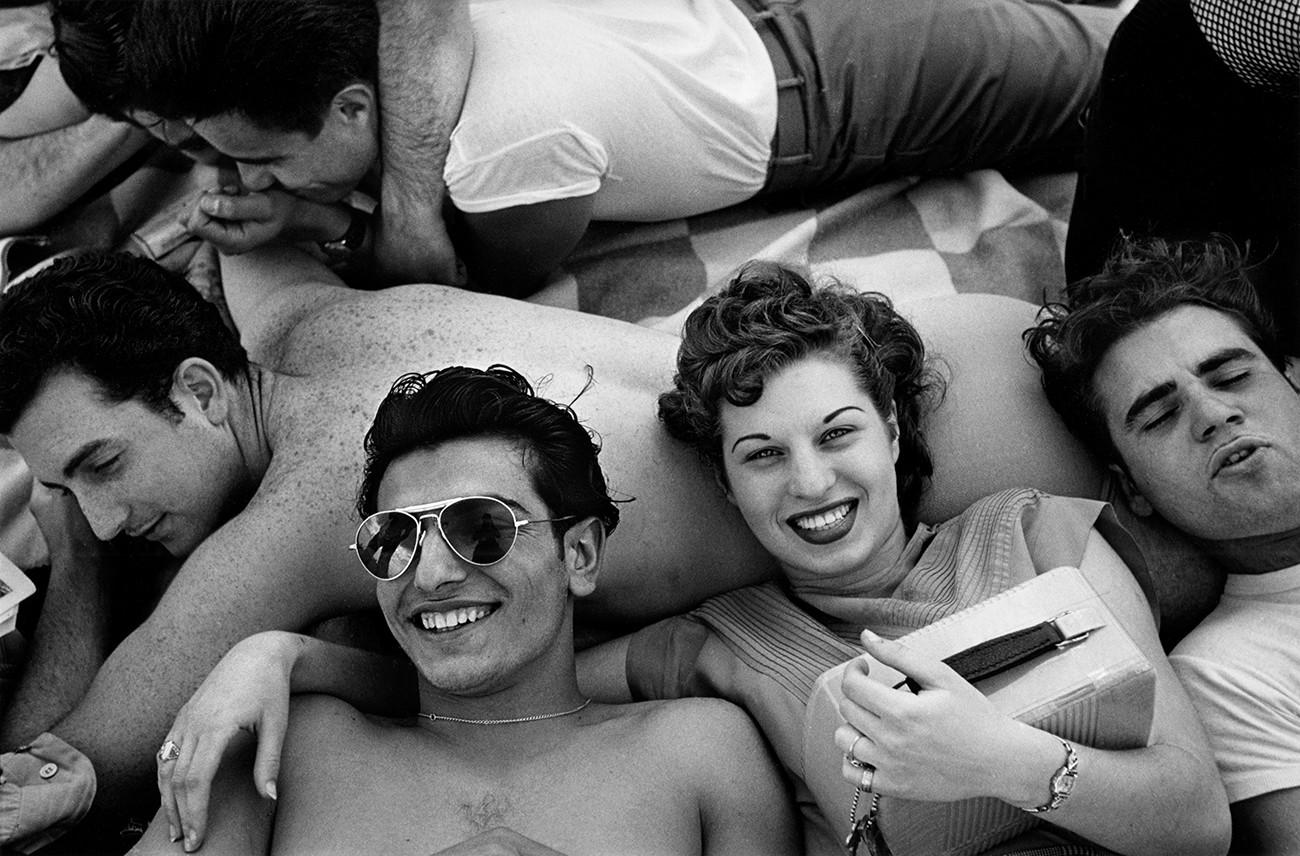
[1108,462,1153,517]
[331,82,376,126]
[564,516,605,599]
[886,405,900,464]
[713,465,738,508]
[172,358,230,426]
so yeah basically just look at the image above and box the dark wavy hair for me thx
[0,251,248,433]
[49,0,135,119]
[657,262,943,528]
[1025,237,1286,465]
[127,0,378,134]
[357,366,620,543]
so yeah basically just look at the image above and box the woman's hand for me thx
[156,631,301,851]
[834,629,1058,807]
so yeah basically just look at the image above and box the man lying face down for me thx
[133,365,796,854]
[110,0,1114,295]
[1027,237,1300,856]
[0,249,771,844]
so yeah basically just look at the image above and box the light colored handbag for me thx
[802,565,1156,856]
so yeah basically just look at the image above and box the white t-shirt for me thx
[1170,563,1300,803]
[445,0,777,221]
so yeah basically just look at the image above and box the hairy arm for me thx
[0,115,150,234]
[459,194,596,297]
[0,491,372,836]
[373,0,472,285]
[0,489,113,724]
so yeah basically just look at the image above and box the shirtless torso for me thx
[263,695,789,855]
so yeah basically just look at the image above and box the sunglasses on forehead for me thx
[350,495,577,580]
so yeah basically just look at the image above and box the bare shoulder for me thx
[598,697,768,772]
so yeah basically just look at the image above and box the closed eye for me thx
[89,456,121,477]
[1141,408,1177,432]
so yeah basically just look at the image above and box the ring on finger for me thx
[846,733,866,762]
[157,739,181,763]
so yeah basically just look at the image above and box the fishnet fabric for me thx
[1190,0,1300,93]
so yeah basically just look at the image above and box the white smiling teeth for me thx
[794,502,851,531]
[420,606,491,632]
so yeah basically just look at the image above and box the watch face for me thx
[1051,768,1077,796]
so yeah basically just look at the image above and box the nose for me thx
[235,161,275,192]
[77,489,129,541]
[1190,388,1244,441]
[409,518,470,591]
[788,447,835,499]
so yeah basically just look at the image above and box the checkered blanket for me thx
[528,169,1077,334]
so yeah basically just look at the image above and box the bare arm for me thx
[131,735,273,856]
[373,0,472,285]
[1230,789,1300,856]
[837,530,1231,856]
[460,195,596,297]
[0,489,113,724]
[575,635,632,703]
[158,632,414,850]
[0,115,151,234]
[0,492,373,837]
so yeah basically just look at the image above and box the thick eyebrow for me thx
[728,405,867,452]
[1122,347,1257,427]
[60,440,108,481]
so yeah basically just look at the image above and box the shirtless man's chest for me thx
[270,706,706,855]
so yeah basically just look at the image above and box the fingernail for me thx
[861,629,882,644]
[169,825,179,842]
[184,830,197,852]
[265,780,277,800]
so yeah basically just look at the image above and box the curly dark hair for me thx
[1025,237,1286,464]
[657,261,943,528]
[0,251,248,433]
[357,366,620,542]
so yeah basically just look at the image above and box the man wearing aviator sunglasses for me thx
[352,495,577,578]
[137,364,796,854]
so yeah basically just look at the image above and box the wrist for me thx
[1020,735,1079,814]
[317,206,369,260]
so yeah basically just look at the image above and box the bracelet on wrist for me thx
[1024,738,1078,814]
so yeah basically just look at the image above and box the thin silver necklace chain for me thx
[417,698,592,725]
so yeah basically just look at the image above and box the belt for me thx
[744,5,812,174]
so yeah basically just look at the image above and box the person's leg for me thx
[762,0,1115,194]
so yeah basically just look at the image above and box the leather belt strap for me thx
[897,608,1105,693]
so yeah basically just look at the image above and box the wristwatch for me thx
[318,206,368,260]
[1024,739,1078,813]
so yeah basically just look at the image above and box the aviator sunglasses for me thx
[351,495,576,580]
